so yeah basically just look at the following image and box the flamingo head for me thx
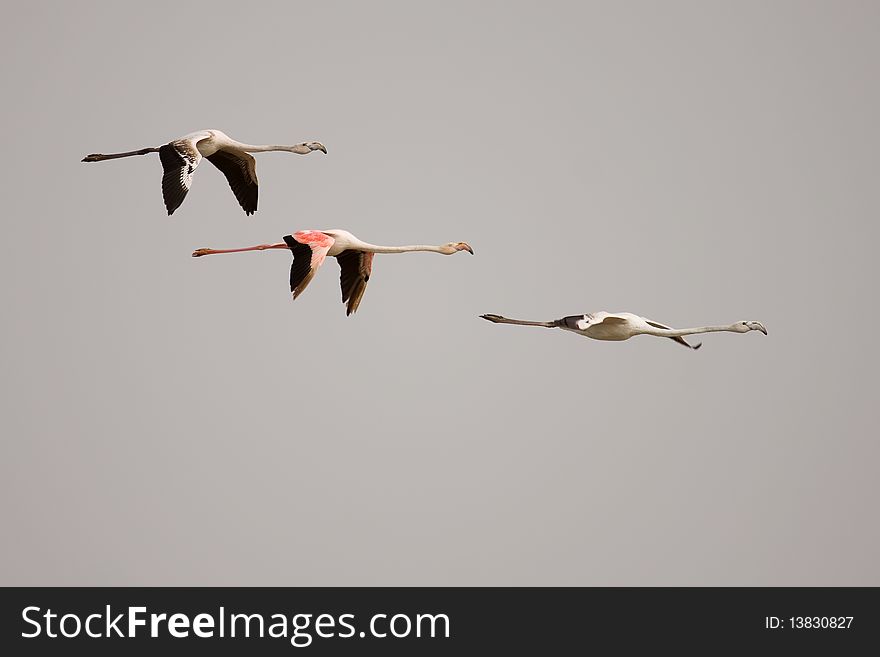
[442,241,474,255]
[290,142,327,155]
[735,320,768,334]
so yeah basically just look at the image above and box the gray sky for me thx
[1,0,878,585]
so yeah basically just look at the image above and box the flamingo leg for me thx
[191,243,289,257]
[81,147,160,162]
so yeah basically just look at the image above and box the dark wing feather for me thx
[206,149,258,215]
[336,250,374,315]
[645,319,702,350]
[158,143,199,216]
[554,315,584,330]
[554,314,597,330]
[283,235,315,298]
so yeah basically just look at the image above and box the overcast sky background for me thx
[1,1,877,585]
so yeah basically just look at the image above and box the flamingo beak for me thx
[757,323,768,335]
[309,142,327,154]
[458,242,474,255]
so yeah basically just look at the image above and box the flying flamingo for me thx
[192,229,474,315]
[480,311,767,349]
[81,129,326,216]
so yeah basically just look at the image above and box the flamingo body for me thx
[481,311,768,349]
[192,229,473,315]
[82,129,326,216]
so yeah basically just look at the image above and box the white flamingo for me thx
[82,129,326,215]
[480,311,767,349]
[192,229,474,315]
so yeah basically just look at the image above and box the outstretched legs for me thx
[192,243,290,257]
[81,147,161,162]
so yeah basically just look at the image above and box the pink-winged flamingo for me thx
[480,312,767,349]
[81,129,326,216]
[192,229,474,315]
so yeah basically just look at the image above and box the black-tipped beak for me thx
[759,326,768,335]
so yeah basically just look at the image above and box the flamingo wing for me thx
[206,149,259,215]
[556,313,621,330]
[282,231,335,299]
[336,250,374,316]
[644,319,702,350]
[594,315,628,325]
[158,139,203,215]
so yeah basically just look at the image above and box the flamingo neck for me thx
[356,242,448,255]
[640,324,739,338]
[234,143,307,154]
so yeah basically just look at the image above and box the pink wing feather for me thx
[286,231,336,299]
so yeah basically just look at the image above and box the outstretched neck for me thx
[356,242,449,255]
[234,142,310,154]
[641,324,739,338]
